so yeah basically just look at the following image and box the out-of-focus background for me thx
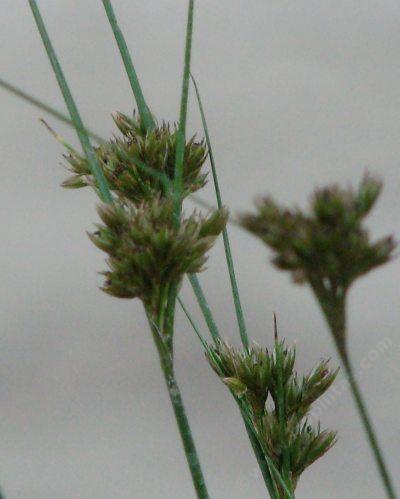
[1,1,400,497]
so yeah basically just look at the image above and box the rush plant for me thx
[1,1,398,498]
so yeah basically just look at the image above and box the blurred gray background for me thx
[1,1,400,497]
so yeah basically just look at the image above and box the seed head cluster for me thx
[207,339,337,494]
[241,174,395,293]
[59,112,227,316]
[62,112,208,203]
[241,175,396,354]
[90,196,227,311]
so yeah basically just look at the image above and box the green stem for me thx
[160,357,210,499]
[165,282,177,354]
[239,404,294,499]
[191,74,249,350]
[28,0,112,204]
[179,292,279,498]
[188,274,220,344]
[313,284,397,499]
[337,345,397,499]
[147,311,210,499]
[102,0,155,131]
[178,297,208,350]
[243,418,278,498]
[173,0,195,225]
[275,341,293,498]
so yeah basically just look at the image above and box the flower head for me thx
[90,196,227,311]
[206,339,337,492]
[62,112,208,203]
[241,174,396,292]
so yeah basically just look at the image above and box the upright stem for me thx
[313,284,397,499]
[180,293,278,497]
[147,309,210,499]
[158,351,210,499]
[274,341,293,498]
[191,74,249,350]
[243,418,278,498]
[338,347,397,499]
[102,0,155,131]
[29,0,112,203]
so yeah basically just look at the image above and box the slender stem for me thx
[101,0,155,131]
[0,77,104,142]
[28,0,112,204]
[179,291,280,498]
[165,282,177,355]
[159,357,210,499]
[147,311,210,499]
[274,341,292,498]
[173,0,195,225]
[243,418,278,498]
[191,74,249,350]
[165,0,196,370]
[239,404,294,499]
[178,297,208,349]
[336,344,397,499]
[188,274,221,344]
[313,284,397,499]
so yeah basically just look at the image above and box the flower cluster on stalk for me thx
[241,174,395,291]
[62,112,208,203]
[240,174,396,352]
[60,111,227,326]
[90,196,227,313]
[206,339,337,494]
